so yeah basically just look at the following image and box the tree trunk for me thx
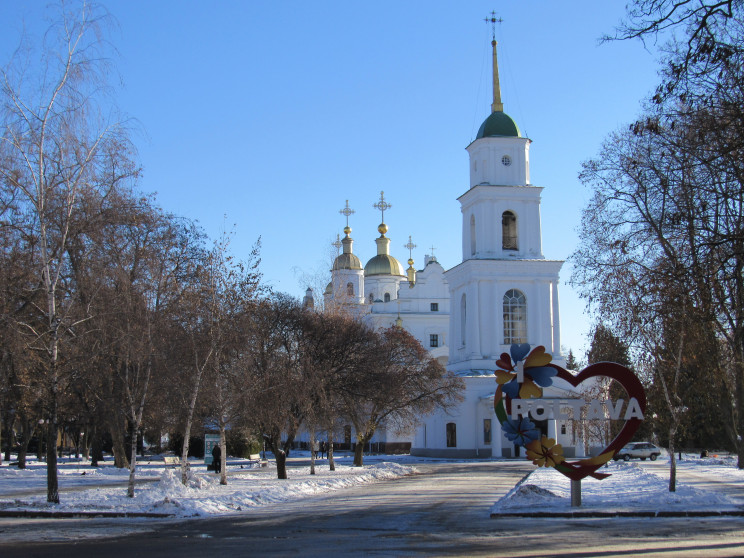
[3,413,14,463]
[219,425,227,486]
[181,360,208,485]
[668,435,677,492]
[275,448,288,479]
[109,417,129,469]
[309,430,316,475]
[127,425,138,498]
[17,417,34,469]
[82,425,90,461]
[328,431,335,472]
[46,419,59,503]
[90,425,102,467]
[353,440,364,467]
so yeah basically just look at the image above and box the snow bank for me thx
[0,458,416,517]
[492,459,739,514]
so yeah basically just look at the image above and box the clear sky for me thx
[0,1,664,360]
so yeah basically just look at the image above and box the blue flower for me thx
[502,417,541,446]
[495,345,557,400]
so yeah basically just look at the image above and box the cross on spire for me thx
[332,233,342,254]
[484,11,503,41]
[429,245,437,258]
[373,191,392,223]
[339,200,355,227]
[404,235,417,259]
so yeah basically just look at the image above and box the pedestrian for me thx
[212,443,222,474]
[321,441,326,459]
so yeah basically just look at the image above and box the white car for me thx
[614,442,662,461]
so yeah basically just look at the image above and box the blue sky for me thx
[1,1,665,360]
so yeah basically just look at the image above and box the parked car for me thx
[613,442,662,461]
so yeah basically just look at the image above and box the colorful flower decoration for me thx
[502,417,541,446]
[495,344,557,400]
[525,436,565,468]
[494,346,647,482]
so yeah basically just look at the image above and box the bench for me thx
[163,456,180,467]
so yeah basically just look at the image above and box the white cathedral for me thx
[315,37,586,459]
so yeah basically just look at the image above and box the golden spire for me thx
[373,191,392,236]
[485,11,504,113]
[404,235,417,287]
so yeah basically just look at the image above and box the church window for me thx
[561,424,567,436]
[430,303,439,312]
[470,215,476,256]
[368,293,374,304]
[460,294,467,346]
[446,423,457,447]
[484,419,492,444]
[430,334,439,348]
[502,155,512,166]
[503,289,527,344]
[502,211,518,251]
[384,292,391,302]
[346,282,354,296]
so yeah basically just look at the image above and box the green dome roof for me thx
[364,254,405,277]
[476,111,521,139]
[332,253,362,271]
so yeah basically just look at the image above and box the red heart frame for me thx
[546,361,647,480]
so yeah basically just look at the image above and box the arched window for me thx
[503,289,527,344]
[460,294,467,346]
[384,292,391,302]
[446,423,457,447]
[470,214,476,256]
[502,211,517,250]
[346,282,354,296]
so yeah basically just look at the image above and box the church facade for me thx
[319,36,587,459]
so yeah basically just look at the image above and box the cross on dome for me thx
[339,200,355,227]
[332,233,342,254]
[373,191,392,223]
[404,236,417,259]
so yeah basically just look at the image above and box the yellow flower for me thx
[525,436,565,468]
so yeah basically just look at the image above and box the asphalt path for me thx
[2,460,744,557]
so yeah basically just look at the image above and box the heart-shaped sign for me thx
[494,345,646,481]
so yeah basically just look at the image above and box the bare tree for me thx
[243,295,307,480]
[201,233,262,485]
[335,326,463,467]
[0,2,137,502]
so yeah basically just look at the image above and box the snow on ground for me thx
[0,453,416,517]
[3,451,744,518]
[492,453,744,514]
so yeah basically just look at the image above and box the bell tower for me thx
[446,17,564,374]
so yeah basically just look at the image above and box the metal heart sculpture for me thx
[494,345,646,481]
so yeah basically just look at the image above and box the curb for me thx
[0,510,175,519]
[491,510,744,518]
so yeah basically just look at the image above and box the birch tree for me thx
[0,2,137,502]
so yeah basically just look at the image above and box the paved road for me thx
[3,460,744,557]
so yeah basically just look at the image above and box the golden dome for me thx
[333,252,362,271]
[364,254,405,277]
